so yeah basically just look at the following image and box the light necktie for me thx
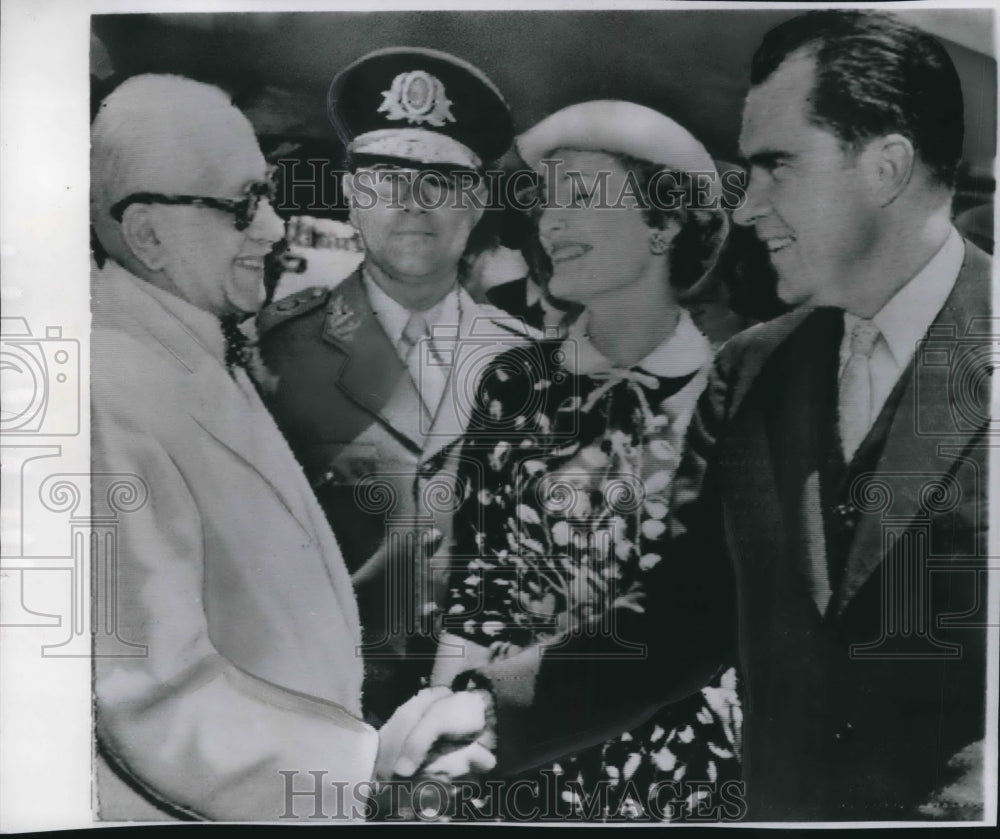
[838,318,881,462]
[397,311,427,363]
[398,311,434,422]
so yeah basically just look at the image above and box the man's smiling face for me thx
[734,52,881,310]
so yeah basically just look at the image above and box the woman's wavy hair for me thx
[615,152,729,299]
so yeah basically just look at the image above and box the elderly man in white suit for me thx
[89,73,454,821]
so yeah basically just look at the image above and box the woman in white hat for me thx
[428,101,742,820]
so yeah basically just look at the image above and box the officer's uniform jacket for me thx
[256,267,539,722]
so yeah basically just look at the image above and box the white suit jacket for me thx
[91,262,377,820]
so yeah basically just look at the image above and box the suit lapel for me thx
[321,271,424,451]
[378,369,428,452]
[766,308,843,613]
[98,268,322,539]
[715,320,807,645]
[173,349,326,541]
[190,356,364,644]
[190,381,318,539]
[835,242,992,614]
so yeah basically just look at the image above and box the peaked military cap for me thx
[327,47,513,170]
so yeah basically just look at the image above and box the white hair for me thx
[90,74,257,265]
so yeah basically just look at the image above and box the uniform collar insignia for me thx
[326,293,362,344]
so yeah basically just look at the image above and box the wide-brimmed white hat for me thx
[517,99,721,202]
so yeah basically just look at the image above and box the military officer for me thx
[256,48,537,728]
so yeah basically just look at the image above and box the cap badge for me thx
[379,70,455,127]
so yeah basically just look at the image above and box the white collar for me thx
[564,308,711,378]
[636,308,712,377]
[361,269,461,347]
[845,226,964,370]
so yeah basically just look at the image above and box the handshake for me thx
[376,685,498,783]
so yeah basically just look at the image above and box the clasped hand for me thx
[376,686,496,782]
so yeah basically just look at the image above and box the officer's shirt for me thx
[361,271,459,422]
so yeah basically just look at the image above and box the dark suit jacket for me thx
[696,241,991,820]
[476,241,990,821]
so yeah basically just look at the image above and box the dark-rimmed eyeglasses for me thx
[110,181,276,231]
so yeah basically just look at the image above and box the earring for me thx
[649,231,669,255]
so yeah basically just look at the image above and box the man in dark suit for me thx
[676,11,989,820]
[387,11,991,822]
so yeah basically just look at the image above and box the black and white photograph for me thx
[0,0,997,828]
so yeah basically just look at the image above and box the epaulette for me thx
[257,286,331,336]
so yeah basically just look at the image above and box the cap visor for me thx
[350,128,481,169]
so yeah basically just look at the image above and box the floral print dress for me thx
[437,313,742,821]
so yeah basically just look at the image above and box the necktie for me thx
[838,318,881,462]
[397,311,428,364]
[398,311,434,422]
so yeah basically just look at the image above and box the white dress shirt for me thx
[839,227,964,436]
[362,271,460,420]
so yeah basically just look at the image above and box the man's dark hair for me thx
[750,11,964,187]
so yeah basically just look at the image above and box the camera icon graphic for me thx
[913,320,997,437]
[417,316,578,438]
[0,317,80,436]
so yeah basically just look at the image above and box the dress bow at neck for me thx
[559,313,698,414]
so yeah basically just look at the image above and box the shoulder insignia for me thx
[257,286,331,336]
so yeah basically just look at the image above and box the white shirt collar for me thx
[361,268,460,347]
[845,226,964,371]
